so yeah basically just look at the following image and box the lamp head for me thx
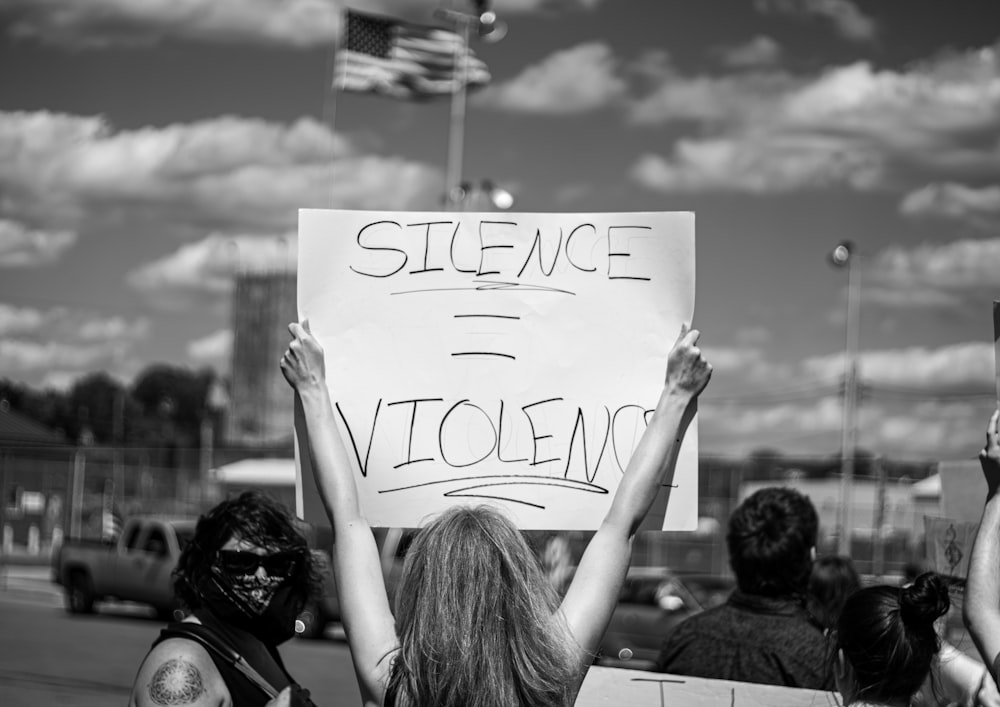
[829,241,854,268]
[481,180,514,210]
[477,12,507,42]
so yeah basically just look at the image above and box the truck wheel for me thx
[66,571,95,614]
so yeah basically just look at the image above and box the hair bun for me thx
[899,572,950,627]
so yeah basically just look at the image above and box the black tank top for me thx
[152,610,298,707]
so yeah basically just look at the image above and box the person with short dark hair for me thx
[128,491,320,707]
[655,486,834,689]
[807,554,861,631]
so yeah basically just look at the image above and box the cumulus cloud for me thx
[865,237,1000,307]
[475,42,627,114]
[126,232,296,309]
[754,0,877,43]
[628,44,1000,203]
[0,306,151,383]
[0,339,112,373]
[188,328,233,364]
[0,303,47,334]
[76,315,150,342]
[717,36,783,70]
[0,111,443,254]
[701,389,986,459]
[0,0,604,48]
[0,0,342,48]
[803,342,994,390]
[695,335,994,458]
[630,70,795,126]
[901,183,1000,229]
[630,134,881,193]
[0,304,149,343]
[0,218,76,267]
[37,370,86,392]
[494,0,604,11]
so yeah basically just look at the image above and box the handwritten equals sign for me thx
[451,313,520,361]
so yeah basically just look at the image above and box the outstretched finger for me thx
[288,321,307,341]
[988,409,1000,447]
[302,319,311,334]
[681,326,701,348]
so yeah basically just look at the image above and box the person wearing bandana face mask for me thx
[128,492,320,707]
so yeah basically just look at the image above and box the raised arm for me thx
[966,409,1000,685]
[281,321,397,706]
[559,325,711,674]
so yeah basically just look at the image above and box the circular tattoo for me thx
[148,658,206,705]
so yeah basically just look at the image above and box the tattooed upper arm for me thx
[131,639,228,707]
[148,658,206,705]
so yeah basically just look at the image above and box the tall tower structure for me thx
[225,271,296,446]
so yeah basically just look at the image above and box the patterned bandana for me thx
[225,571,286,616]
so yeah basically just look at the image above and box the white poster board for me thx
[295,209,697,530]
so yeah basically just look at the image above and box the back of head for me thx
[835,572,950,704]
[727,486,818,597]
[389,505,576,707]
[807,555,861,630]
[174,491,314,611]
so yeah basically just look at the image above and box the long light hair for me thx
[385,505,578,707]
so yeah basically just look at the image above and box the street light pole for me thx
[444,12,472,208]
[435,2,506,211]
[831,242,861,556]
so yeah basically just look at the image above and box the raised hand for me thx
[280,320,326,392]
[664,324,712,399]
[980,409,1000,498]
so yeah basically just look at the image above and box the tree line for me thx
[1,365,219,450]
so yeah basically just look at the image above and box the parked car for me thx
[595,568,735,671]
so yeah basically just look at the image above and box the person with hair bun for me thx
[835,569,999,707]
[834,572,950,705]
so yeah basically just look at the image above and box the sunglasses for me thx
[216,550,300,576]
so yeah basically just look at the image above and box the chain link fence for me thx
[1,445,924,578]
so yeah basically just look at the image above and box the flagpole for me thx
[323,13,347,206]
[443,11,473,210]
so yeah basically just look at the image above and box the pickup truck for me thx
[52,515,342,637]
[52,516,197,619]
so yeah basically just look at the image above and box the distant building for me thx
[225,271,296,446]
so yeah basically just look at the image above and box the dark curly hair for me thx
[173,491,320,613]
[727,486,818,597]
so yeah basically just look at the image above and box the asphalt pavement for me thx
[0,563,62,606]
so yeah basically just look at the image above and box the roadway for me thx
[0,566,361,706]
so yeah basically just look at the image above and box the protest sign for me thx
[294,209,696,530]
[576,667,833,707]
[924,516,978,580]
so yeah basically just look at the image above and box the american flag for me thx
[334,10,491,100]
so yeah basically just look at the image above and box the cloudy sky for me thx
[1,0,998,461]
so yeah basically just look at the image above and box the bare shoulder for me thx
[129,637,230,707]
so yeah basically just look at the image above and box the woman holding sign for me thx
[278,320,711,707]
